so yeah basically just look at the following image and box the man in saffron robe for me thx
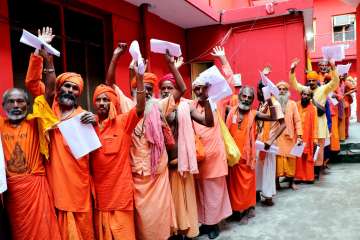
[344,76,356,139]
[159,72,214,239]
[295,88,318,183]
[192,78,232,239]
[129,50,186,240]
[25,28,97,240]
[256,81,286,207]
[0,27,61,239]
[0,87,61,240]
[226,86,282,224]
[90,44,146,240]
[275,81,302,190]
[289,58,339,180]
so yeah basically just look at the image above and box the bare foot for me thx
[239,215,249,225]
[247,208,256,218]
[290,183,299,191]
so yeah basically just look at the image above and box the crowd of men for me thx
[0,27,357,240]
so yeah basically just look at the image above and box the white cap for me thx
[192,76,206,88]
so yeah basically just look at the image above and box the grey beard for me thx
[7,112,27,122]
[239,102,251,111]
[144,98,159,115]
[278,93,289,112]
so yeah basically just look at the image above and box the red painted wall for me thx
[0,0,14,101]
[311,0,356,61]
[186,15,306,102]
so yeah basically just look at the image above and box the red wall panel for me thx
[187,15,306,102]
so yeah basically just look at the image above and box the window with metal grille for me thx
[332,14,356,43]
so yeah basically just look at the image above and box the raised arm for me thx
[165,50,187,102]
[289,58,307,93]
[25,27,55,104]
[105,43,127,87]
[133,64,145,117]
[39,48,56,105]
[211,46,235,89]
[322,59,340,96]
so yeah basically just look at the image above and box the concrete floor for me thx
[197,164,360,240]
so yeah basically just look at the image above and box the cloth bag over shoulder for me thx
[217,111,241,167]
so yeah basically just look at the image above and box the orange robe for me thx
[330,102,340,152]
[92,108,140,240]
[0,118,61,240]
[130,97,177,240]
[25,54,95,240]
[276,100,302,178]
[226,108,257,212]
[295,102,318,181]
[344,80,356,139]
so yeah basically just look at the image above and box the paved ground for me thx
[197,163,360,240]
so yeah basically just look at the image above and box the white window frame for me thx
[332,14,356,43]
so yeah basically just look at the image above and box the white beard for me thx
[278,92,289,113]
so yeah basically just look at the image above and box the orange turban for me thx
[93,84,119,120]
[56,72,84,94]
[306,71,319,81]
[276,81,289,89]
[131,72,158,89]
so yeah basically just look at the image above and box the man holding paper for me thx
[159,71,214,239]
[0,28,61,239]
[192,78,232,239]
[226,86,282,223]
[210,46,242,120]
[295,88,318,182]
[289,58,339,180]
[25,28,97,239]
[90,46,146,239]
[129,50,186,240]
[275,81,302,190]
[256,80,286,207]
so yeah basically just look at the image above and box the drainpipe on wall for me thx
[139,3,151,71]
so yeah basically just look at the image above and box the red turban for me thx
[158,73,177,88]
[306,71,319,81]
[131,72,158,89]
[93,84,119,120]
[56,72,84,94]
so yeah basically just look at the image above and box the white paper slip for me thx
[325,138,331,147]
[0,138,7,193]
[20,29,60,57]
[336,63,352,76]
[58,113,102,159]
[313,145,320,162]
[259,71,279,98]
[262,86,271,100]
[196,66,232,103]
[322,44,346,61]
[255,140,279,154]
[329,93,339,106]
[290,143,306,157]
[150,39,182,57]
[129,40,142,62]
[232,74,242,86]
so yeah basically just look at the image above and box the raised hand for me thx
[210,46,225,57]
[174,56,184,69]
[290,58,300,71]
[329,58,335,70]
[134,58,147,75]
[165,49,175,64]
[38,26,55,44]
[113,42,127,56]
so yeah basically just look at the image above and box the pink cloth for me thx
[144,104,164,176]
[195,176,232,225]
[177,100,198,175]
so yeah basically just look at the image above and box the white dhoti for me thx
[256,151,276,198]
